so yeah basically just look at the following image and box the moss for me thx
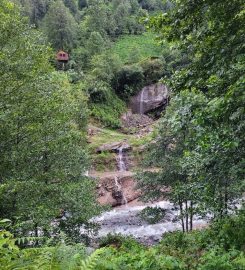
[88,127,154,153]
[92,152,117,172]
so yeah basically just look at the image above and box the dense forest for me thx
[0,0,244,269]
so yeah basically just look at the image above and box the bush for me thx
[139,206,166,224]
[96,237,185,270]
[210,209,245,251]
[90,93,126,128]
[140,58,165,85]
[198,248,245,270]
[113,65,144,100]
[99,233,138,248]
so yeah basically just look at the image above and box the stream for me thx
[90,146,207,244]
[92,201,207,245]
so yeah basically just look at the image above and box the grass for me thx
[112,32,162,64]
[92,151,117,172]
[88,127,155,153]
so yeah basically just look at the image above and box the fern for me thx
[16,236,43,246]
[79,248,106,270]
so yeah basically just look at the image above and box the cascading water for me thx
[115,146,128,205]
[114,176,128,205]
[139,88,145,114]
[90,146,208,244]
[117,146,127,172]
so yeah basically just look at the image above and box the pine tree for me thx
[43,0,78,50]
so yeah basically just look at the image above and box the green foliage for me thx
[156,211,245,269]
[0,230,91,269]
[0,0,101,241]
[113,65,144,100]
[96,238,185,270]
[139,206,166,224]
[209,209,245,251]
[198,249,244,270]
[137,90,208,231]
[13,0,49,26]
[138,0,245,224]
[99,233,138,248]
[90,97,126,128]
[78,0,87,10]
[111,33,162,64]
[140,58,165,84]
[2,212,245,269]
[43,0,78,50]
[92,152,117,172]
[139,0,172,12]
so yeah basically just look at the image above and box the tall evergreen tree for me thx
[43,0,78,50]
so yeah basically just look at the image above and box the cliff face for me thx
[88,121,155,207]
[88,83,168,207]
[129,83,169,114]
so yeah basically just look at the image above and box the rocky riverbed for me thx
[91,200,208,245]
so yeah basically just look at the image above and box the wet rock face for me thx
[112,190,123,200]
[96,172,140,207]
[130,83,169,114]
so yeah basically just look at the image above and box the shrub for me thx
[139,206,166,224]
[210,209,245,251]
[198,248,245,270]
[113,65,144,100]
[90,97,126,128]
[99,233,138,249]
[140,58,165,85]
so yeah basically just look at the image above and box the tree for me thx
[137,90,208,232]
[43,0,78,50]
[13,0,48,26]
[63,0,79,16]
[86,31,106,56]
[140,0,245,219]
[113,65,144,100]
[0,0,101,241]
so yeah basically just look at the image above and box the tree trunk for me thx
[179,200,185,232]
[190,201,193,231]
[185,200,189,232]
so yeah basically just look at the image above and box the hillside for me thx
[1,0,245,269]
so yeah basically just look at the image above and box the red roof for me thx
[56,50,69,61]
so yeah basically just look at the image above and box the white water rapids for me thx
[91,201,207,244]
[88,146,207,244]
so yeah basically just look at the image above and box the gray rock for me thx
[130,83,169,114]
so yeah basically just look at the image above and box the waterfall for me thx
[114,176,128,206]
[139,88,145,114]
[117,146,127,172]
[115,146,128,206]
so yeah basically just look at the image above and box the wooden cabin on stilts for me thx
[56,50,69,70]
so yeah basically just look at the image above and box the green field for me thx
[112,32,162,64]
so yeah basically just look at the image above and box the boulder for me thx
[130,83,169,114]
[96,141,131,153]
